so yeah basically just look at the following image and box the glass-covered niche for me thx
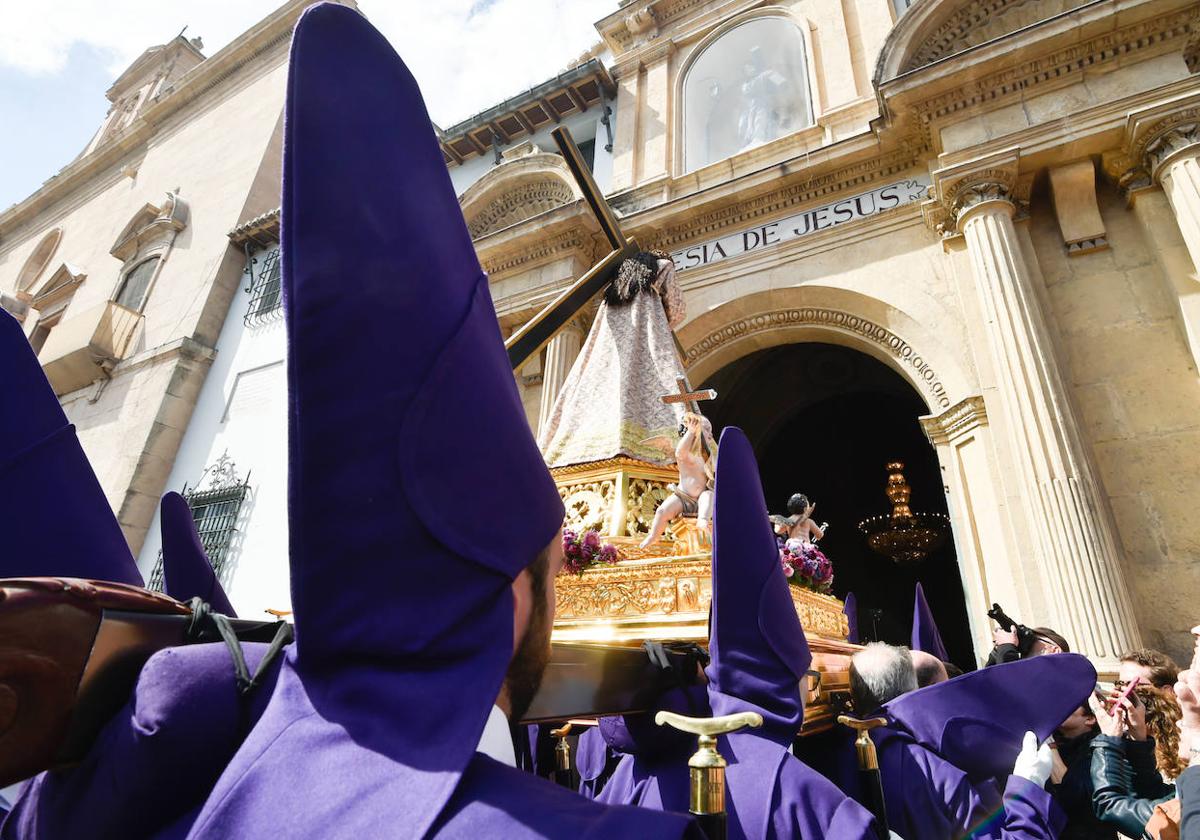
[683,17,813,172]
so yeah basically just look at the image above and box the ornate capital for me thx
[927,153,1026,235]
[920,395,988,446]
[1145,123,1200,179]
[1119,98,1200,184]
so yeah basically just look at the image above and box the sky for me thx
[0,0,615,210]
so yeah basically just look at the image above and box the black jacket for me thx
[1090,735,1175,838]
[1050,728,1115,840]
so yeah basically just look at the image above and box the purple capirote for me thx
[0,309,141,584]
[160,491,236,616]
[911,581,949,662]
[183,6,693,838]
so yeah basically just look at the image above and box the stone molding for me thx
[467,180,576,239]
[682,307,952,409]
[479,228,594,279]
[926,154,1030,234]
[920,395,988,446]
[1104,98,1200,192]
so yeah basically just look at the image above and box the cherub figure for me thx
[640,412,717,548]
[770,493,825,546]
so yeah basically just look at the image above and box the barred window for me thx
[244,247,282,325]
[148,452,250,593]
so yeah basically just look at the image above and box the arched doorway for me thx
[702,341,975,669]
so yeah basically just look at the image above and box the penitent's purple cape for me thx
[868,654,1092,838]
[843,591,859,644]
[160,491,236,616]
[0,309,141,584]
[188,7,693,838]
[910,582,948,662]
[600,428,876,838]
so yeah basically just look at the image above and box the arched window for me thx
[114,257,159,311]
[682,17,813,172]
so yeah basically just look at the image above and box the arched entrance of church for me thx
[701,341,975,669]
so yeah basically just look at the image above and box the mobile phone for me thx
[1106,676,1142,711]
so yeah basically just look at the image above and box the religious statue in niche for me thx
[735,45,792,152]
[640,412,718,548]
[771,493,834,593]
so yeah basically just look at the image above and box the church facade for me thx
[1,0,1198,669]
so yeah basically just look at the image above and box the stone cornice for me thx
[920,395,989,446]
[0,0,326,240]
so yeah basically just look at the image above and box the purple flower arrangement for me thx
[561,527,620,575]
[779,537,834,594]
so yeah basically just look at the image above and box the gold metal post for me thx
[837,715,887,769]
[655,711,763,816]
[550,723,573,773]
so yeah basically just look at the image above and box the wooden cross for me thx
[661,376,717,415]
[505,126,641,371]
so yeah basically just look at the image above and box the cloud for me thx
[0,0,614,124]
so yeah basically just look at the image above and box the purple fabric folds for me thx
[3,642,281,840]
[911,581,949,662]
[185,6,692,838]
[0,309,141,584]
[881,653,1096,781]
[160,491,236,616]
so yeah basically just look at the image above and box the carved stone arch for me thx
[676,286,977,412]
[459,151,581,240]
[874,0,1091,83]
[15,227,63,293]
[110,192,189,262]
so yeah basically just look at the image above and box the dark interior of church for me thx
[703,341,976,670]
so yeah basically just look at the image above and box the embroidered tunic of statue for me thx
[538,252,688,467]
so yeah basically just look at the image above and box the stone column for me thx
[947,175,1139,662]
[1146,124,1200,370]
[538,319,585,433]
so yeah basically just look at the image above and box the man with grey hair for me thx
[849,642,919,715]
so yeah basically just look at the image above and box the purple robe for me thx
[160,491,236,616]
[0,309,141,584]
[576,727,620,799]
[869,654,1096,838]
[182,7,695,838]
[600,429,878,838]
[912,581,949,662]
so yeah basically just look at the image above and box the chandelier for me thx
[857,461,950,565]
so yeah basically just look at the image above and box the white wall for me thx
[136,243,291,616]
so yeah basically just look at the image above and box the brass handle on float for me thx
[656,710,763,834]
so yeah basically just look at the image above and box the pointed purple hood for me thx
[843,591,859,644]
[187,6,565,837]
[159,491,236,616]
[706,426,811,743]
[881,653,1096,780]
[910,582,948,662]
[0,310,140,583]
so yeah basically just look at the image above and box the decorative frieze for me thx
[683,307,951,410]
[466,179,575,239]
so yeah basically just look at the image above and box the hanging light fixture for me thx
[857,461,950,566]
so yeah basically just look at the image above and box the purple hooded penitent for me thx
[910,581,948,662]
[0,309,141,584]
[600,428,877,838]
[186,7,694,838]
[868,653,1095,838]
[160,491,236,616]
[843,591,859,644]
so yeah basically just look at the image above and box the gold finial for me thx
[551,723,574,772]
[656,711,763,815]
[837,715,888,770]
